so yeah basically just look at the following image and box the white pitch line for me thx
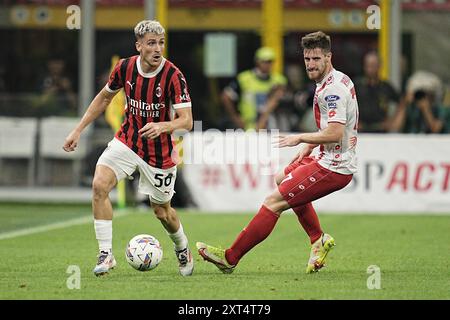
[0,210,132,241]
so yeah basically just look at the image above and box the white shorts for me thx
[97,138,177,204]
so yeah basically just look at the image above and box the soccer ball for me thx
[125,234,163,271]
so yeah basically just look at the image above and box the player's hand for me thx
[274,134,303,148]
[63,130,81,152]
[289,152,303,165]
[139,122,166,140]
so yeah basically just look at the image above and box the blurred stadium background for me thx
[0,0,449,300]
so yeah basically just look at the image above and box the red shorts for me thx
[278,156,353,207]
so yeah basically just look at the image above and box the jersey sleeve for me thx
[170,71,192,109]
[323,85,349,125]
[105,59,124,93]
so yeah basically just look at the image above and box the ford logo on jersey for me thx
[325,95,340,102]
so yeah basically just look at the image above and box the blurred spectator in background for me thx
[33,58,77,117]
[258,64,311,132]
[295,82,318,133]
[391,71,450,133]
[354,51,400,133]
[221,47,287,130]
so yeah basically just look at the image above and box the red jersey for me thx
[105,55,192,169]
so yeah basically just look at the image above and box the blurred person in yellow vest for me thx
[105,55,126,131]
[221,47,287,130]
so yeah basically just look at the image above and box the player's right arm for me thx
[63,88,118,152]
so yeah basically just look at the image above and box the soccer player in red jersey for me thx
[63,20,194,277]
[197,31,359,274]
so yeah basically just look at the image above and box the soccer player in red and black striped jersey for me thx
[63,20,194,277]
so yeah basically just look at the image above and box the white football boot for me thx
[175,246,194,276]
[93,250,117,276]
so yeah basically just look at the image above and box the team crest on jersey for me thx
[328,110,336,118]
[156,84,162,98]
[325,95,340,102]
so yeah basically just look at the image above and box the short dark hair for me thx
[301,31,331,53]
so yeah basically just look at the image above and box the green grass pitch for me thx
[0,203,449,300]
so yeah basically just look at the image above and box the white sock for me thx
[168,223,188,251]
[94,219,112,253]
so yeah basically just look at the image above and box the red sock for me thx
[225,205,279,266]
[292,203,322,244]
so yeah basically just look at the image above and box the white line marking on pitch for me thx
[0,210,132,241]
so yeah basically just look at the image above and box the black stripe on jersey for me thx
[164,67,176,105]
[152,65,171,169]
[120,58,131,142]
[140,76,150,163]
[176,73,188,98]
[120,58,129,83]
[130,62,140,154]
[165,97,173,160]
[110,70,120,90]
[163,68,177,164]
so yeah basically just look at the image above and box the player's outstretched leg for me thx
[306,233,335,274]
[196,242,235,274]
[197,190,288,274]
[152,202,194,276]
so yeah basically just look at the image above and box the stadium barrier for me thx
[37,117,92,186]
[0,117,38,186]
[182,132,450,214]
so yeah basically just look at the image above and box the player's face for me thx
[136,32,165,72]
[303,48,331,82]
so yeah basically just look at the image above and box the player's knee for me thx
[263,194,276,207]
[263,192,288,214]
[92,177,111,200]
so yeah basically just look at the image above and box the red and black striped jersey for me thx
[105,55,192,169]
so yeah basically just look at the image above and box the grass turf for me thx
[0,204,449,300]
